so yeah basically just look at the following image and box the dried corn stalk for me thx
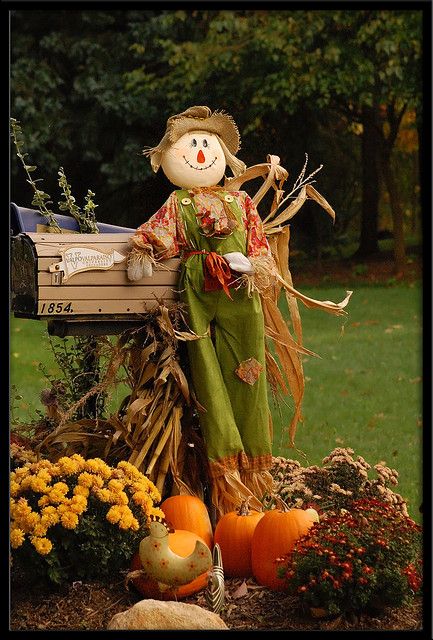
[33,304,210,499]
[226,154,352,447]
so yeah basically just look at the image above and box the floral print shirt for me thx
[132,190,271,259]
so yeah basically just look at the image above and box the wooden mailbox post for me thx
[10,204,180,337]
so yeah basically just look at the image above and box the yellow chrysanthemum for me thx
[70,453,86,466]
[36,459,55,470]
[84,458,112,478]
[29,477,49,493]
[20,511,40,533]
[132,491,153,510]
[33,523,49,537]
[78,472,104,489]
[18,476,33,491]
[41,508,60,527]
[13,497,31,511]
[11,502,32,523]
[118,514,134,530]
[13,466,31,479]
[70,495,87,515]
[56,503,71,515]
[73,485,90,498]
[10,527,25,549]
[52,481,69,494]
[46,489,68,504]
[113,491,129,505]
[36,469,52,483]
[117,461,141,479]
[128,517,140,531]
[30,536,53,555]
[41,505,57,516]
[57,456,81,475]
[60,512,79,530]
[94,488,112,503]
[106,505,123,524]
[108,479,125,493]
[38,495,51,507]
[10,480,20,497]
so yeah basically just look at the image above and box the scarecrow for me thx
[127,106,351,517]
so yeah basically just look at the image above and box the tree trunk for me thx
[354,105,381,257]
[380,151,406,276]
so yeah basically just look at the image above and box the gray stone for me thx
[107,598,229,630]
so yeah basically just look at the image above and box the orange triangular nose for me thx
[197,149,206,163]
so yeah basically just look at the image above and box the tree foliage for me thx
[10,8,423,257]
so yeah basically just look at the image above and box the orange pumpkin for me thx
[130,529,209,600]
[160,495,213,550]
[251,508,317,591]
[214,501,264,577]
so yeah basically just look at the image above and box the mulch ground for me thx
[10,574,423,631]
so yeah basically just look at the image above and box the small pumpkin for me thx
[214,499,264,577]
[160,494,213,549]
[251,508,317,591]
[130,528,210,600]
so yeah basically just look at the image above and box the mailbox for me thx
[10,204,181,336]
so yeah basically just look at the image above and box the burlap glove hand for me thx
[127,248,153,281]
[223,252,255,274]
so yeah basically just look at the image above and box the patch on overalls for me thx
[235,358,263,385]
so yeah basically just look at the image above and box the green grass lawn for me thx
[270,283,423,522]
[10,283,423,521]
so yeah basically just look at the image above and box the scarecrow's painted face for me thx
[161,131,226,188]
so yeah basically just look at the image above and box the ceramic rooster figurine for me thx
[138,520,212,589]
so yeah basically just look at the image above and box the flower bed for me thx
[10,453,163,585]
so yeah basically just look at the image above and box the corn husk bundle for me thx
[226,154,352,447]
[105,305,207,495]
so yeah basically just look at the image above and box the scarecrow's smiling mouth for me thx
[183,156,218,171]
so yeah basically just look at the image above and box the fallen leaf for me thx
[310,607,329,618]
[385,324,404,333]
[233,581,248,599]
[409,377,422,384]
[322,614,343,630]
[349,320,379,328]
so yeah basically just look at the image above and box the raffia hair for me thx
[217,137,246,178]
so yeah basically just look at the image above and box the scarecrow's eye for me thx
[191,139,197,147]
[203,139,208,148]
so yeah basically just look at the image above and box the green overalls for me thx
[175,190,273,511]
